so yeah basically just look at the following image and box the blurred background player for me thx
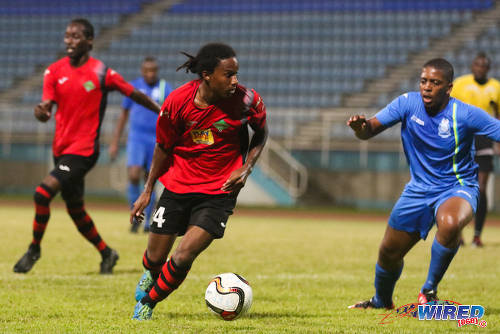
[451,52,500,247]
[109,56,173,233]
[347,58,500,309]
[130,43,268,320]
[13,18,161,275]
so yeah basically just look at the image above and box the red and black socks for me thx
[141,257,191,305]
[31,184,56,248]
[66,201,109,258]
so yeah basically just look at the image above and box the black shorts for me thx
[150,189,237,239]
[50,154,98,201]
[475,135,493,152]
[475,155,494,173]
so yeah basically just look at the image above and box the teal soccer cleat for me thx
[132,300,155,320]
[135,270,154,301]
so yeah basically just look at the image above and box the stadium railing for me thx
[259,139,309,199]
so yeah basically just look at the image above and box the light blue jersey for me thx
[122,78,172,229]
[376,92,500,191]
[122,77,172,143]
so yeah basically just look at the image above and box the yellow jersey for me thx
[451,74,500,117]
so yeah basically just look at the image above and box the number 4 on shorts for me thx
[152,206,165,228]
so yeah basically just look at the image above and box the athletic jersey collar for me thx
[139,76,159,88]
[64,55,93,69]
[191,79,210,110]
[420,94,453,118]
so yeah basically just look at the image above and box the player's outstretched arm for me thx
[34,100,54,122]
[108,108,130,161]
[347,115,385,140]
[130,144,171,224]
[129,89,161,114]
[222,123,268,193]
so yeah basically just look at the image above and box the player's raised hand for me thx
[347,115,385,140]
[347,115,368,132]
[222,166,251,193]
[34,100,53,122]
[130,191,151,224]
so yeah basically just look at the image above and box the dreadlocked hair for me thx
[176,42,236,78]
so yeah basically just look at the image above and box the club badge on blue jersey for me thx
[438,118,451,138]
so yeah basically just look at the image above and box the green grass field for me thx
[1,201,499,333]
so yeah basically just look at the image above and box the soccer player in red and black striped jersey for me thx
[13,18,161,275]
[130,43,268,320]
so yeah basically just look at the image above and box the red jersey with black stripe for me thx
[156,80,267,194]
[43,56,134,157]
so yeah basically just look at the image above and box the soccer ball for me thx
[205,273,253,320]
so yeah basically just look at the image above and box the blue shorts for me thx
[388,184,479,240]
[127,138,155,170]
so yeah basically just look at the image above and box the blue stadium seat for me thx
[2,0,493,140]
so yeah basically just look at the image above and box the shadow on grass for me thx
[482,241,500,248]
[247,311,326,319]
[82,268,142,276]
[161,311,325,320]
[486,307,500,315]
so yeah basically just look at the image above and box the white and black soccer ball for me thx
[205,273,253,321]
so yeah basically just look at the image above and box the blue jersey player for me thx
[347,58,500,309]
[109,57,172,232]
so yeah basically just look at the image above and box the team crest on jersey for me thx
[190,129,214,145]
[151,87,160,102]
[213,119,230,132]
[83,80,96,92]
[438,118,451,138]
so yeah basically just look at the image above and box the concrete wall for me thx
[3,161,500,211]
[0,160,123,196]
[306,169,499,211]
[0,161,286,206]
[307,169,410,209]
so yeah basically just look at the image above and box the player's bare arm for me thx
[222,123,268,193]
[347,115,385,140]
[129,89,161,114]
[34,100,54,122]
[108,108,130,161]
[130,143,171,223]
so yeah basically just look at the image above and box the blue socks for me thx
[371,238,459,308]
[421,238,459,292]
[127,182,141,208]
[372,262,403,308]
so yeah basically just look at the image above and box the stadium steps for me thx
[293,3,500,150]
[343,2,500,108]
[0,0,181,105]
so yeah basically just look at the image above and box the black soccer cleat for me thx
[471,236,484,248]
[418,289,438,304]
[348,297,394,310]
[100,248,119,274]
[13,245,41,273]
[130,221,140,233]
